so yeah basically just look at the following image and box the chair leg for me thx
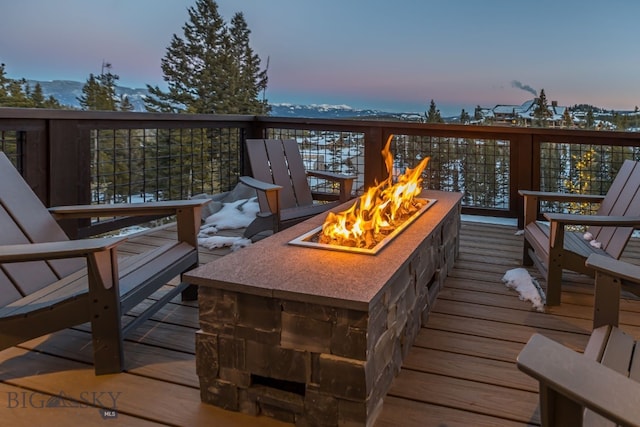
[593,272,620,329]
[523,239,534,266]
[88,249,125,375]
[540,384,584,426]
[546,258,563,306]
[244,214,277,240]
[90,291,125,375]
[181,284,198,301]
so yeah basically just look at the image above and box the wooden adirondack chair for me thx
[0,152,209,375]
[239,138,356,239]
[517,254,640,426]
[520,159,640,305]
[517,328,640,426]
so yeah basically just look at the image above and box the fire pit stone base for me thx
[188,190,461,426]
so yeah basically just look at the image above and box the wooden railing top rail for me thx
[1,108,640,144]
[0,108,255,123]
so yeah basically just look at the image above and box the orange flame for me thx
[319,135,430,249]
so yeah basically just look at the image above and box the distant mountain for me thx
[268,103,423,121]
[28,80,149,111]
[28,80,422,120]
[27,80,83,108]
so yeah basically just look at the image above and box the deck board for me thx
[1,219,639,426]
[385,368,540,424]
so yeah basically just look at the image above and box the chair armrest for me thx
[239,176,282,215]
[518,190,605,203]
[48,199,210,219]
[544,213,640,227]
[0,237,125,263]
[517,333,640,426]
[543,213,640,252]
[586,254,640,284]
[519,191,604,226]
[239,176,282,193]
[307,171,356,202]
[50,199,208,247]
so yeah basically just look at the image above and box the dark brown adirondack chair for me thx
[520,159,640,305]
[517,254,640,426]
[239,138,356,239]
[0,152,209,375]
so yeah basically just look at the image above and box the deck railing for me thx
[2,108,640,236]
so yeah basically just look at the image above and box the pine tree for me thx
[227,12,269,114]
[565,148,599,215]
[0,63,9,104]
[614,112,628,130]
[0,64,31,108]
[120,95,134,112]
[78,63,120,111]
[425,99,443,123]
[474,105,483,121]
[459,108,470,124]
[145,0,268,114]
[585,108,595,129]
[23,82,60,108]
[6,79,32,107]
[0,64,63,108]
[78,63,141,203]
[78,74,104,110]
[30,83,45,107]
[0,65,28,107]
[533,88,551,127]
[562,108,573,128]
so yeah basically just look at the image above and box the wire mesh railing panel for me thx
[266,129,366,195]
[391,135,511,209]
[90,127,242,205]
[539,142,640,215]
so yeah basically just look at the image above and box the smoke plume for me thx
[511,80,537,96]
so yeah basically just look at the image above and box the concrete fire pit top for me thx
[185,190,461,311]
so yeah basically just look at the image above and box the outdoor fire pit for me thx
[185,189,461,426]
[289,198,437,255]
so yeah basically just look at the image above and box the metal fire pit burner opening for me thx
[288,198,437,255]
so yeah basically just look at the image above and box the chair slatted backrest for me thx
[590,159,640,258]
[246,139,314,209]
[0,266,21,306]
[0,152,84,304]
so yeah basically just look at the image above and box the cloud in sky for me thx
[2,0,640,114]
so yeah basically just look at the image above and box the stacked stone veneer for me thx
[193,193,461,426]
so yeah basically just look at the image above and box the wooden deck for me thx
[2,219,640,426]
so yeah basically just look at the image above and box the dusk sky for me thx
[2,0,640,116]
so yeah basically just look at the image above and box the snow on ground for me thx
[502,268,546,312]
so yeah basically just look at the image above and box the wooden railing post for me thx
[21,127,49,204]
[49,119,91,238]
[512,133,535,229]
[363,127,386,188]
